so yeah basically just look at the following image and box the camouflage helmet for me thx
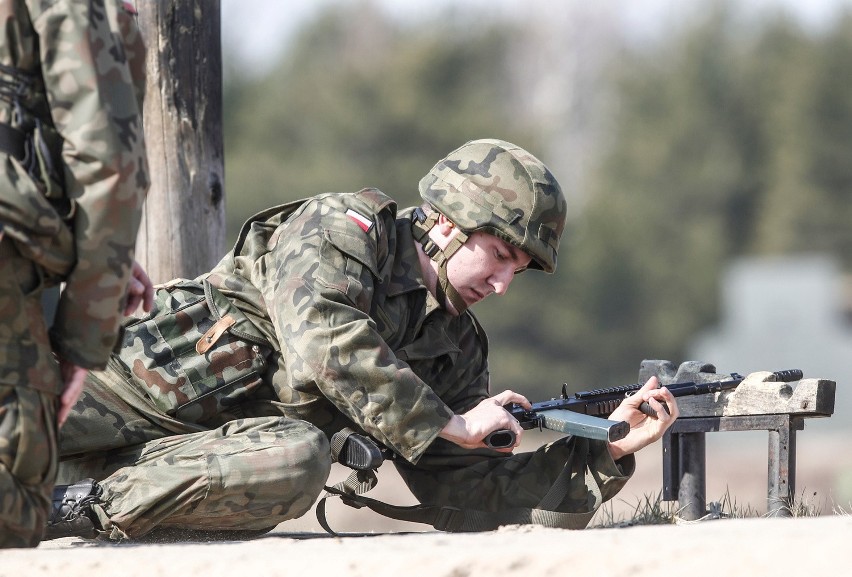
[418,138,567,273]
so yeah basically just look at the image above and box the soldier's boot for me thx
[43,478,103,540]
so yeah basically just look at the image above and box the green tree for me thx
[549,4,852,390]
[221,2,852,400]
[223,3,533,242]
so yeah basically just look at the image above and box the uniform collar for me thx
[386,208,431,298]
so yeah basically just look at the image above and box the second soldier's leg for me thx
[86,416,331,540]
[0,386,58,547]
[0,240,61,548]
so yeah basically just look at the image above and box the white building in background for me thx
[688,254,852,432]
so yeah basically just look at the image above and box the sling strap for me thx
[410,207,470,314]
[0,63,65,192]
[316,430,603,534]
[0,63,34,162]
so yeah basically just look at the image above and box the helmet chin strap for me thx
[411,208,470,314]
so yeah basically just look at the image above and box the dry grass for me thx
[593,487,831,528]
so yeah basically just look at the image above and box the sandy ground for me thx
[3,429,851,576]
[7,516,851,577]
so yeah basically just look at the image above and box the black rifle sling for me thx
[0,123,25,161]
[317,432,602,533]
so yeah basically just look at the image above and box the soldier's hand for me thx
[438,390,530,452]
[606,376,679,460]
[57,358,88,428]
[124,260,154,316]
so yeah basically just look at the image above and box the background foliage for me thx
[223,2,852,399]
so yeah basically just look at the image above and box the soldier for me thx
[47,139,679,541]
[0,0,149,547]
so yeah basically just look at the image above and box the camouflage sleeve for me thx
[32,0,148,369]
[257,199,454,464]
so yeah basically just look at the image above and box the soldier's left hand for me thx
[606,376,679,460]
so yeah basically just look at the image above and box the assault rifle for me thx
[483,369,804,449]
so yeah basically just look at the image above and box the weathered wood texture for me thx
[135,1,226,283]
[676,372,836,419]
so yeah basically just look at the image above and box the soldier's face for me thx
[445,230,531,310]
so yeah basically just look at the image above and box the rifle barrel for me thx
[637,369,803,415]
[486,369,803,448]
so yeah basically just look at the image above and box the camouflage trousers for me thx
[0,386,58,547]
[0,238,60,548]
[58,368,332,541]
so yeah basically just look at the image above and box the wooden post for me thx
[134,0,226,283]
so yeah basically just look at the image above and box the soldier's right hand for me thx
[438,390,530,452]
[123,260,154,316]
[57,358,88,428]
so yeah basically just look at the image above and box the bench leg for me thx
[767,415,797,517]
[662,431,679,501]
[677,431,706,521]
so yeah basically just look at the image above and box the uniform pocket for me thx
[120,280,272,424]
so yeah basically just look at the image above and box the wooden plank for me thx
[675,373,836,418]
[670,415,804,434]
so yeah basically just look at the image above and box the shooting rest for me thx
[643,366,836,520]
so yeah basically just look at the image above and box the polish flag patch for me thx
[346,209,374,233]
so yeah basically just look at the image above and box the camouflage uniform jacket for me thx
[0,0,148,383]
[106,187,634,521]
[195,188,479,464]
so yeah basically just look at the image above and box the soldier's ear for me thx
[435,214,457,238]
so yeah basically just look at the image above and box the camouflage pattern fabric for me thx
[57,187,634,539]
[413,139,567,314]
[0,0,148,547]
[118,279,272,424]
[0,385,57,547]
[59,370,330,541]
[419,138,567,273]
[0,0,148,373]
[0,228,60,546]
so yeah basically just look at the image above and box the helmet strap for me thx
[412,208,470,314]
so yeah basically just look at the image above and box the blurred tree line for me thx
[222,1,852,399]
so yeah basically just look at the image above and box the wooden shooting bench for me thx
[639,363,836,520]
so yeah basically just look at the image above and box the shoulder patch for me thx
[345,209,374,233]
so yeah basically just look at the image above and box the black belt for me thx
[0,122,26,161]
